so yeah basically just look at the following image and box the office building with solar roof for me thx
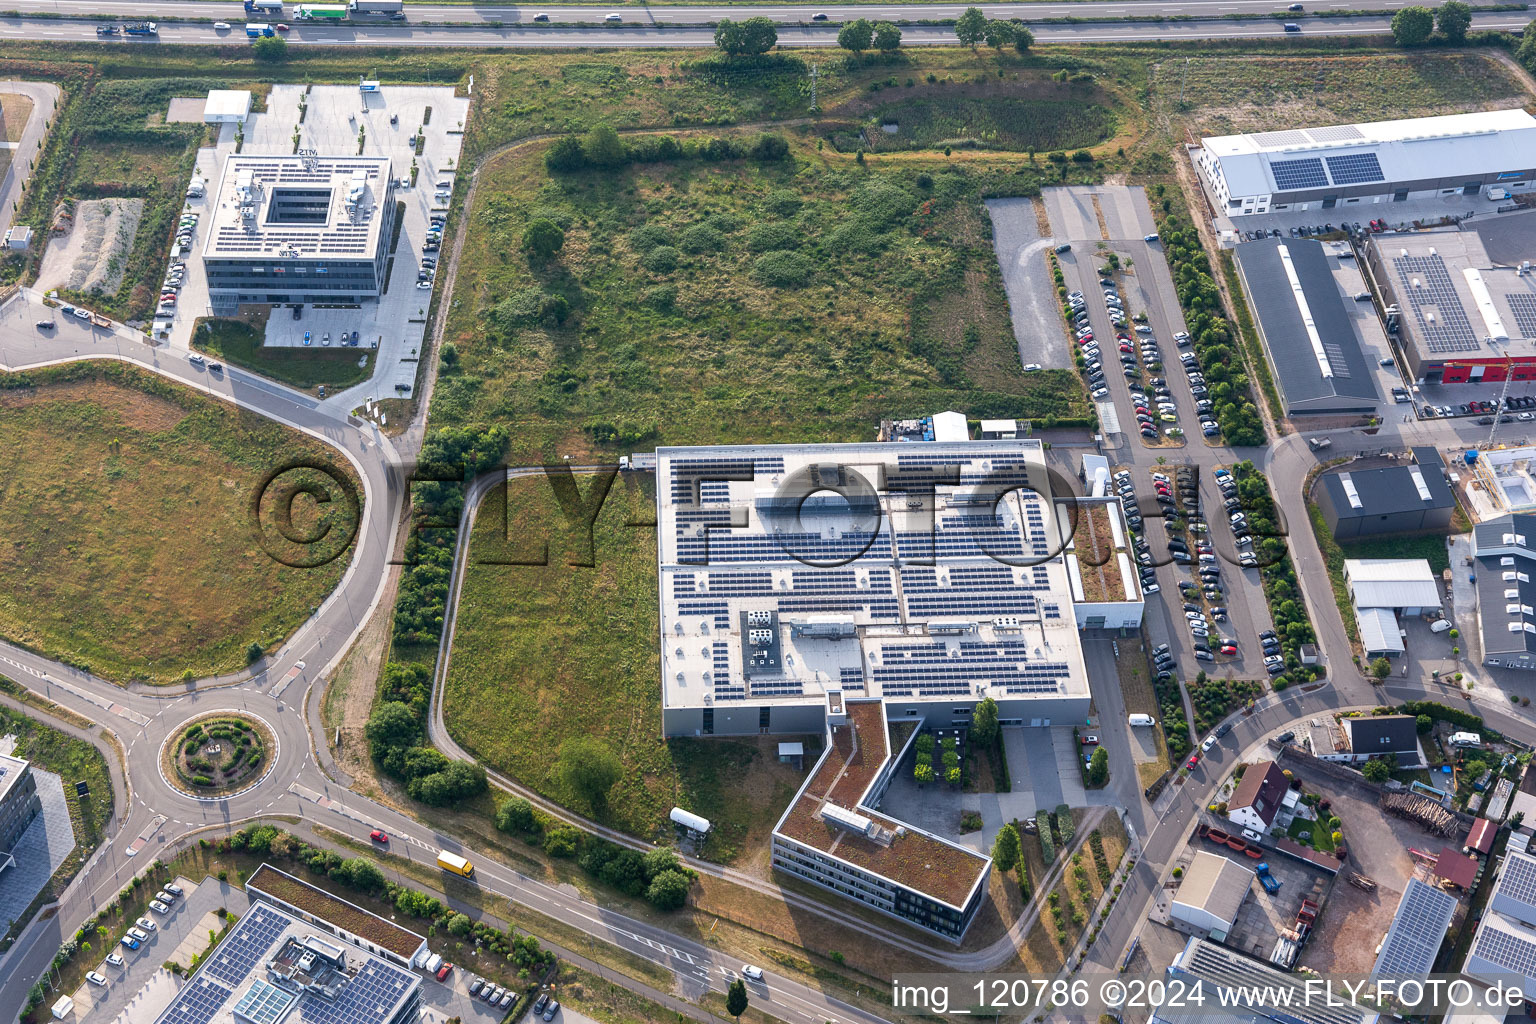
[202,155,395,313]
[150,870,423,1024]
[1462,850,1536,998]
[655,440,1090,738]
[1195,108,1536,218]
[1364,209,1536,385]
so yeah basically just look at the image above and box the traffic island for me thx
[159,712,278,801]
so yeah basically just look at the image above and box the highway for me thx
[1,5,1530,44]
[0,0,1489,23]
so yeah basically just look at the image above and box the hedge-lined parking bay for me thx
[442,475,812,861]
[0,363,361,684]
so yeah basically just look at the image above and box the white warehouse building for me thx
[1195,108,1536,218]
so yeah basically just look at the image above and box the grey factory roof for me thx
[1472,515,1536,658]
[1372,877,1458,977]
[1321,449,1453,522]
[1233,237,1379,411]
[1160,937,1378,1024]
[1344,714,1420,756]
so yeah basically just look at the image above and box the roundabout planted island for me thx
[163,713,276,799]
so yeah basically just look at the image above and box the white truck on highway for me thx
[348,0,405,15]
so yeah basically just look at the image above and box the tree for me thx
[837,17,873,53]
[1012,21,1034,52]
[1361,759,1391,783]
[558,736,622,809]
[521,218,565,265]
[1519,18,1536,70]
[873,20,902,51]
[1415,714,1434,734]
[252,35,288,61]
[955,6,987,48]
[914,762,934,785]
[983,18,1016,49]
[1391,6,1435,45]
[715,16,777,54]
[1088,746,1109,786]
[581,123,628,167]
[971,698,1000,746]
[446,912,472,936]
[739,16,778,53]
[1371,656,1392,679]
[726,979,749,1021]
[645,868,691,910]
[545,135,586,172]
[245,641,264,665]
[495,797,537,835]
[365,702,421,760]
[1436,0,1472,42]
[991,823,1021,872]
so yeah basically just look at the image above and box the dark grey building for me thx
[203,155,395,313]
[1472,513,1536,670]
[1344,714,1422,764]
[1315,448,1456,540]
[1232,237,1380,415]
[0,753,40,865]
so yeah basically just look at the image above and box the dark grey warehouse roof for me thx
[1233,237,1380,410]
[1474,512,1536,658]
[1475,208,1536,267]
[1319,448,1453,521]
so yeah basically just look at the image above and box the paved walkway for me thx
[0,81,60,242]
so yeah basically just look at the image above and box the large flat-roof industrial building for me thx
[657,439,1092,942]
[656,440,1091,737]
[1195,108,1536,219]
[150,866,424,1024]
[202,154,395,313]
[1364,209,1536,385]
[1231,236,1380,415]
[1471,513,1536,671]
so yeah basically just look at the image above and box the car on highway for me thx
[96,24,118,34]
[532,11,550,19]
[214,21,231,29]
[743,965,764,980]
[605,12,622,20]
[811,11,828,18]
[370,829,388,843]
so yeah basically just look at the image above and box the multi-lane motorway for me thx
[0,0,1529,44]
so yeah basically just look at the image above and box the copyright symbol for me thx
[1101,979,1127,1008]
[251,460,361,569]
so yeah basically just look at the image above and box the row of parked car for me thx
[468,977,520,1012]
[157,212,198,319]
[86,883,185,985]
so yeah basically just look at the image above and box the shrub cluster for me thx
[546,124,790,175]
[494,797,696,911]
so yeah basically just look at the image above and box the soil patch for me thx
[36,198,145,296]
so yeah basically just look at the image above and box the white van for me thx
[1430,619,1452,633]
[1128,713,1156,727]
[1450,731,1483,748]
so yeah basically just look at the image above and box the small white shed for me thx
[203,90,252,124]
[931,410,969,442]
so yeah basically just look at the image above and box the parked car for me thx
[149,900,170,914]
[86,972,107,986]
[105,953,125,968]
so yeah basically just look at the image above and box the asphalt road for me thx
[3,9,1530,44]
[0,0,1469,22]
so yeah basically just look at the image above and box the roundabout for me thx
[158,710,280,802]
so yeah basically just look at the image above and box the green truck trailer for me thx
[295,5,348,19]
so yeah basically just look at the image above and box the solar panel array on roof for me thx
[1507,293,1536,339]
[1500,853,1536,910]
[1373,878,1457,976]
[1307,124,1367,143]
[299,959,417,1024]
[1252,130,1310,147]
[159,977,233,1024]
[1270,157,1329,190]
[206,905,288,985]
[1325,152,1386,185]
[1392,254,1483,353]
[1473,921,1536,977]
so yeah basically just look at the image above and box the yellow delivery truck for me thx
[436,850,474,877]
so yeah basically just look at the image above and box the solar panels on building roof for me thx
[1270,158,1329,191]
